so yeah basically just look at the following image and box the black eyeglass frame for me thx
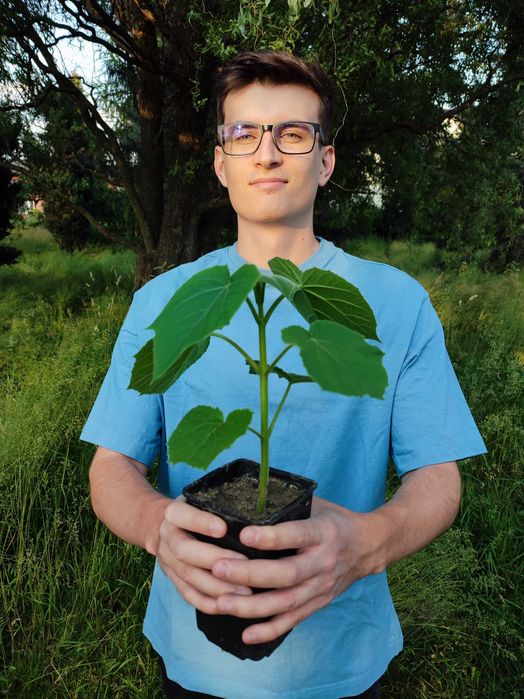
[216,121,327,156]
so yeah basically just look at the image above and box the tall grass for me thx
[1,229,522,697]
[1,229,160,697]
[344,237,524,697]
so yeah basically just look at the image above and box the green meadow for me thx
[1,228,522,697]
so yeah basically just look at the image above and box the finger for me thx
[164,498,227,538]
[212,551,323,589]
[240,517,324,551]
[166,566,223,615]
[241,595,331,644]
[174,560,252,599]
[216,577,319,618]
[160,521,247,569]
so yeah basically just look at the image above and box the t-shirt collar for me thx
[226,236,336,272]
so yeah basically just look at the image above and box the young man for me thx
[82,51,486,698]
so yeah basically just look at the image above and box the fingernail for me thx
[214,561,228,577]
[210,521,223,536]
[244,631,257,643]
[242,527,258,545]
[234,586,252,595]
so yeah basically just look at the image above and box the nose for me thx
[255,129,283,168]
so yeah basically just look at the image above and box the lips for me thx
[250,178,288,185]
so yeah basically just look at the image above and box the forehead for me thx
[223,82,321,124]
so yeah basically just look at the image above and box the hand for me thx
[211,496,380,644]
[157,497,253,614]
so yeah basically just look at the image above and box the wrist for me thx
[354,509,395,576]
[365,498,411,572]
[139,491,171,556]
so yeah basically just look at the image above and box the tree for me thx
[0,111,22,266]
[1,1,522,285]
[362,1,524,265]
[23,79,133,252]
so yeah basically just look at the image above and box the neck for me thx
[236,224,319,269]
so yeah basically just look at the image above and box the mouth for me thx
[250,178,288,188]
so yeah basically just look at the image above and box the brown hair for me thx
[216,50,335,144]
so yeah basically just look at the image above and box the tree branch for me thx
[8,9,156,253]
[0,84,53,112]
[69,201,142,253]
[357,72,524,142]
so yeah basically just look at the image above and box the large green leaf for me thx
[168,406,253,469]
[299,268,378,340]
[268,258,379,340]
[281,321,388,398]
[128,338,209,394]
[150,265,259,383]
[258,271,297,298]
[267,257,303,284]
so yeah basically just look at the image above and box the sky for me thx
[53,35,101,85]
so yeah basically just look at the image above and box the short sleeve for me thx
[80,294,162,466]
[391,296,486,477]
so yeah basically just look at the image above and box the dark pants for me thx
[159,657,380,699]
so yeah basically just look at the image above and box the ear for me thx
[214,145,228,188]
[318,145,335,187]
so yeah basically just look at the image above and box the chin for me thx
[238,205,306,225]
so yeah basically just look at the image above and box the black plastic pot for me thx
[182,458,317,661]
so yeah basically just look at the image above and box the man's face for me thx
[214,82,335,230]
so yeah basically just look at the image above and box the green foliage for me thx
[0,228,134,328]
[0,231,522,695]
[0,111,22,265]
[266,260,380,340]
[0,228,160,696]
[130,337,210,395]
[2,0,522,280]
[168,406,254,469]
[22,89,136,253]
[281,321,387,397]
[131,258,386,511]
[146,264,260,383]
[374,94,524,265]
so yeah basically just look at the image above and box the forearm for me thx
[89,446,171,556]
[366,461,461,574]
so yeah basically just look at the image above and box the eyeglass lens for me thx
[220,122,316,155]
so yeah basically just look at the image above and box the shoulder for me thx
[131,248,229,321]
[329,243,429,306]
[120,247,231,334]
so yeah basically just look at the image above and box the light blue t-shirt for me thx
[81,238,486,698]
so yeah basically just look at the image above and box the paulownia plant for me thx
[129,258,388,514]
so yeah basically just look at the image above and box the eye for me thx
[277,122,310,142]
[232,124,259,142]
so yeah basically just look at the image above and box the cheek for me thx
[220,164,243,193]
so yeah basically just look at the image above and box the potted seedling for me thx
[129,257,388,660]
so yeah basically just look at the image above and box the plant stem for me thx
[264,294,285,324]
[256,286,269,514]
[210,332,259,374]
[245,296,259,322]
[268,381,292,437]
[267,344,293,374]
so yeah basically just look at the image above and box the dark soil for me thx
[195,473,301,522]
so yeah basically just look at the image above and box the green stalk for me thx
[256,286,270,514]
[210,332,259,374]
[268,381,292,437]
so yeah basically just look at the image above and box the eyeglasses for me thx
[217,121,325,156]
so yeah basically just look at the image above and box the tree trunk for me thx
[133,184,204,288]
[130,64,222,288]
[136,21,164,248]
